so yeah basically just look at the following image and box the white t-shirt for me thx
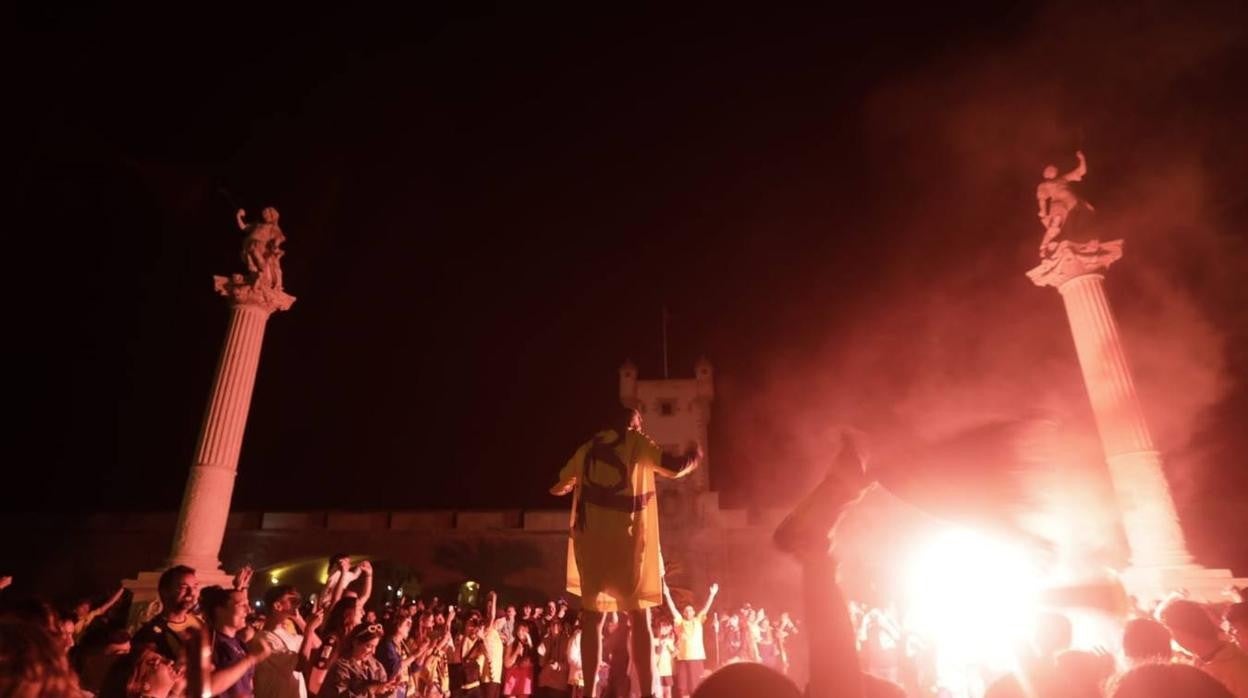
[255,626,308,698]
[482,627,504,684]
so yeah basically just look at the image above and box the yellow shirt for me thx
[676,616,707,661]
[556,429,686,612]
[167,613,203,635]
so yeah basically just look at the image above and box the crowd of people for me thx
[3,548,1246,698]
[4,422,1247,698]
[0,561,811,698]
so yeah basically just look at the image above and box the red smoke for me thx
[718,0,1247,573]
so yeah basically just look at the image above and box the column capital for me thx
[1026,239,1124,289]
[213,274,296,313]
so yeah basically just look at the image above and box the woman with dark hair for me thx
[601,614,631,698]
[311,597,365,694]
[324,598,365,645]
[416,607,456,697]
[321,623,399,698]
[535,620,570,698]
[377,612,427,698]
[502,620,539,698]
[376,613,412,679]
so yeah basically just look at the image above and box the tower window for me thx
[658,400,675,416]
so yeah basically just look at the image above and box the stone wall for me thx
[0,504,803,612]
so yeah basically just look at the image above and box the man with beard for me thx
[132,565,203,663]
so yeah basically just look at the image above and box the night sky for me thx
[13,3,1247,567]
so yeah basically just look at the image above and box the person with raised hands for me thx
[664,581,717,697]
[255,584,323,698]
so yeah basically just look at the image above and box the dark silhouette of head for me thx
[1055,649,1115,698]
[692,662,802,698]
[1158,599,1221,656]
[1109,662,1233,698]
[610,406,641,435]
[1122,618,1173,664]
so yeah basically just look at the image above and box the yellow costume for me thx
[553,428,694,612]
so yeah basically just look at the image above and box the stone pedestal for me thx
[124,276,293,608]
[1029,240,1242,604]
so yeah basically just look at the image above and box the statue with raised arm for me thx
[236,206,285,291]
[1036,150,1095,257]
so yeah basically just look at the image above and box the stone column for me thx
[167,279,293,571]
[1028,240,1239,602]
[123,275,293,611]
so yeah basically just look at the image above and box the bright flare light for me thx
[902,528,1044,674]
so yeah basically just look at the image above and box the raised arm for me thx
[486,590,498,627]
[92,585,127,619]
[663,581,681,620]
[232,565,254,592]
[505,641,522,668]
[321,559,351,611]
[655,442,704,479]
[355,561,374,609]
[699,583,719,618]
[551,444,586,495]
[296,608,324,676]
[1063,150,1088,182]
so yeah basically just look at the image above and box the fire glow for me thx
[902,528,1044,674]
